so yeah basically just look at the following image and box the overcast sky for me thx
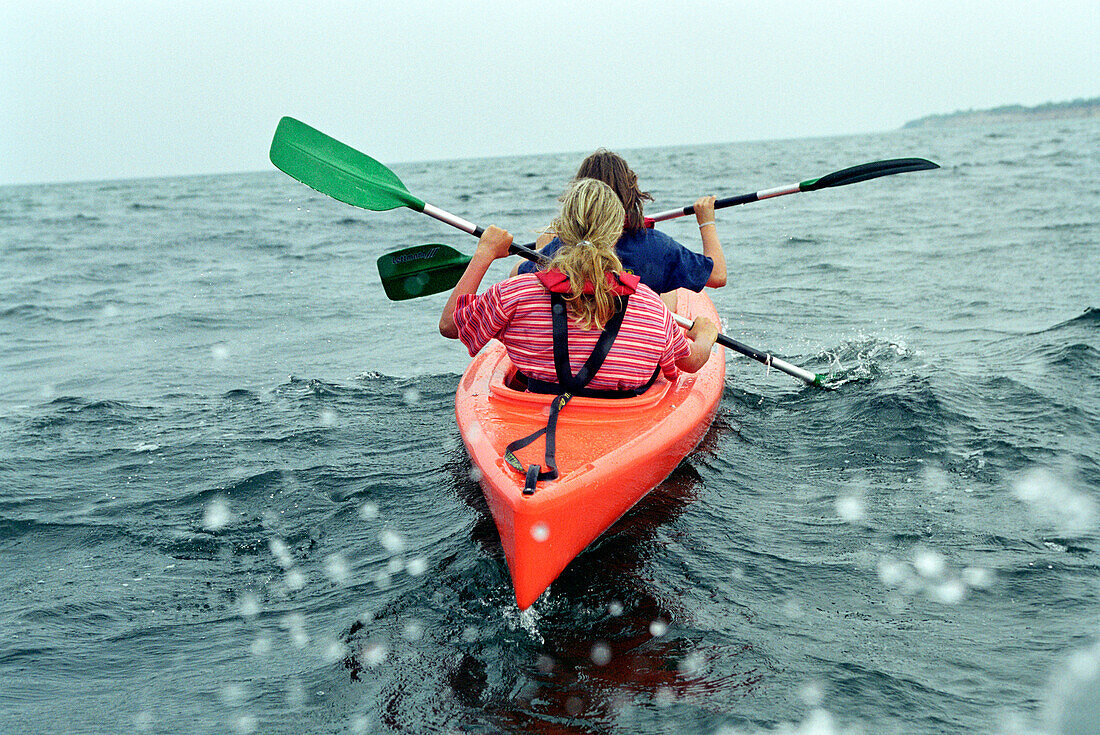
[1,0,1097,186]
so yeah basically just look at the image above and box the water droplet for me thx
[212,343,230,362]
[649,620,668,637]
[962,566,993,589]
[782,598,805,619]
[913,547,946,578]
[565,696,584,716]
[202,497,230,531]
[250,634,271,657]
[231,714,257,735]
[319,408,337,427]
[134,711,155,732]
[402,620,424,642]
[608,601,624,617]
[591,642,612,666]
[324,553,350,584]
[835,494,864,522]
[268,538,294,569]
[402,388,421,405]
[358,501,380,521]
[282,613,309,648]
[931,578,966,605]
[221,683,247,707]
[1013,467,1098,536]
[468,465,483,483]
[877,556,910,587]
[238,592,260,620]
[379,529,405,554]
[102,304,120,319]
[461,625,479,643]
[362,642,388,667]
[405,556,428,576]
[1046,642,1100,735]
[536,654,555,674]
[677,650,707,677]
[799,680,826,707]
[284,569,306,591]
[286,680,307,710]
[530,522,550,542]
[321,639,345,664]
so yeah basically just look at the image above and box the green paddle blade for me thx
[377,244,471,301]
[269,117,426,212]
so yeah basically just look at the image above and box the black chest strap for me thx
[504,293,631,495]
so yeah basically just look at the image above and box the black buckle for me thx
[523,465,540,495]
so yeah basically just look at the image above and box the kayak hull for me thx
[455,289,726,609]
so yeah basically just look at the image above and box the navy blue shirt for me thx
[517,228,713,293]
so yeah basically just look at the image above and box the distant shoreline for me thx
[902,97,1100,128]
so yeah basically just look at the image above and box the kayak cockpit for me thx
[487,357,673,415]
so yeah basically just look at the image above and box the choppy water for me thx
[1,118,1098,734]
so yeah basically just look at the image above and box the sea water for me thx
[1,118,1097,734]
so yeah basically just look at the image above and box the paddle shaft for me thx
[422,203,485,236]
[648,184,799,223]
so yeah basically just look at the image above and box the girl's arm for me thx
[439,226,514,338]
[694,196,727,288]
[675,316,719,373]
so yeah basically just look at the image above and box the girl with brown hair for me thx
[514,150,727,297]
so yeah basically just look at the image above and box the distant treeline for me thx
[903,97,1100,128]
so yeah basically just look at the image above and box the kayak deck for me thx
[455,288,727,609]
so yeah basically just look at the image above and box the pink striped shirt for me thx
[453,274,690,391]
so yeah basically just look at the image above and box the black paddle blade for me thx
[802,158,939,191]
[376,244,471,301]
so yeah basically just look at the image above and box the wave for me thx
[1047,342,1100,375]
[1048,306,1100,330]
[39,213,105,227]
[0,303,45,320]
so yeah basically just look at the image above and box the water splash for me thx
[816,333,919,386]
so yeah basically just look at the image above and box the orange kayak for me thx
[455,288,727,609]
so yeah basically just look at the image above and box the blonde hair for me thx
[546,178,626,330]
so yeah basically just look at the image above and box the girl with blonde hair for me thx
[440,178,717,395]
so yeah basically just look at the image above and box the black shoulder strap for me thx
[504,293,631,494]
[551,293,628,392]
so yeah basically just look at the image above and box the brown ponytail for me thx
[574,149,653,232]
